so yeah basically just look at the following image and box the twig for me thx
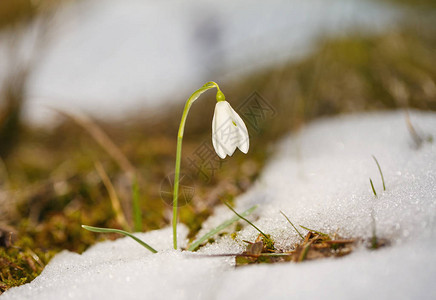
[95,161,130,231]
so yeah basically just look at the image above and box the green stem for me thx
[172,136,182,249]
[132,176,142,232]
[173,81,221,250]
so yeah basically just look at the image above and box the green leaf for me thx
[188,205,257,251]
[82,225,157,253]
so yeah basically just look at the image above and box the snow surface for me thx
[2,110,436,300]
[0,0,398,123]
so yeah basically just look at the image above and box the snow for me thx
[2,110,436,300]
[0,0,399,123]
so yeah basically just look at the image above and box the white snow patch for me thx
[2,110,436,300]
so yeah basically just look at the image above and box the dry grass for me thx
[235,231,357,267]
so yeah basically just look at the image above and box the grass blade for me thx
[132,176,142,232]
[372,155,386,191]
[298,240,313,262]
[280,211,304,239]
[81,225,157,253]
[369,178,377,197]
[299,225,328,237]
[223,202,269,240]
[188,205,257,251]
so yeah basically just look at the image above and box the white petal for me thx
[228,106,249,154]
[213,135,228,159]
[212,103,228,158]
[212,101,249,158]
[223,139,238,157]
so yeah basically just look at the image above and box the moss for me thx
[0,243,56,294]
[261,234,275,252]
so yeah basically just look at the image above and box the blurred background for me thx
[0,0,435,292]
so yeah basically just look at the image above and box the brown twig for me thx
[50,107,136,179]
[94,161,130,230]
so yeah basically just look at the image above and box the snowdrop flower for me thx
[212,96,249,159]
[172,82,249,249]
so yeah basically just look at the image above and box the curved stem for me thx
[173,81,220,249]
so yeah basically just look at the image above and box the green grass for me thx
[299,225,328,237]
[188,205,257,251]
[369,178,378,197]
[372,155,386,191]
[224,202,275,251]
[280,211,304,239]
[131,177,142,232]
[81,225,157,253]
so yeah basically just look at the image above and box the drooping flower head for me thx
[212,92,249,159]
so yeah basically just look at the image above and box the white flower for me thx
[212,101,249,159]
